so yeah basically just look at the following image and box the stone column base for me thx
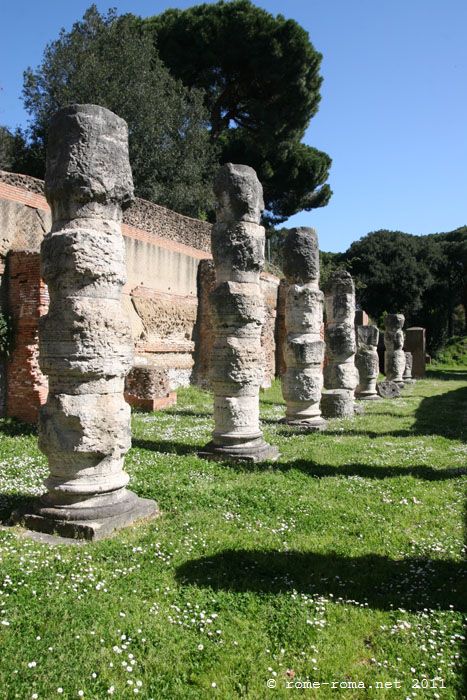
[281,416,327,432]
[199,439,279,463]
[321,390,355,418]
[355,392,381,401]
[11,490,158,541]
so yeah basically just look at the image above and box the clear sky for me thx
[1,0,466,252]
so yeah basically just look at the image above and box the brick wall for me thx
[0,170,212,253]
[6,251,48,423]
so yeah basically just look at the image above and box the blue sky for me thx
[1,0,466,252]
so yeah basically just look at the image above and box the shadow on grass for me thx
[176,548,466,612]
[163,409,212,418]
[282,386,467,443]
[132,438,200,457]
[0,419,37,437]
[0,494,36,524]
[411,386,467,441]
[427,368,467,381]
[228,460,466,480]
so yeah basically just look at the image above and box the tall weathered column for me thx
[403,351,415,384]
[19,104,157,539]
[355,325,381,400]
[384,313,406,387]
[200,163,278,462]
[321,270,358,418]
[281,227,326,430]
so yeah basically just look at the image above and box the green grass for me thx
[433,336,467,367]
[0,368,466,699]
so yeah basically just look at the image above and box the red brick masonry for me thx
[6,251,49,423]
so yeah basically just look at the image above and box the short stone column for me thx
[384,313,406,387]
[321,270,358,418]
[355,325,381,400]
[17,104,158,539]
[281,227,326,430]
[403,351,415,384]
[199,163,278,462]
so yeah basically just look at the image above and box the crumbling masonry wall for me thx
[0,170,279,420]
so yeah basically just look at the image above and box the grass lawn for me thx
[0,367,465,699]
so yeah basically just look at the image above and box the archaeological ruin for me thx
[321,270,358,418]
[281,227,326,430]
[355,325,381,400]
[384,313,406,387]
[13,105,158,539]
[199,163,279,462]
[403,351,415,384]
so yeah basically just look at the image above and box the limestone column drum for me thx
[281,227,326,430]
[384,313,406,387]
[17,104,158,539]
[403,351,415,384]
[321,270,358,418]
[199,163,279,462]
[355,325,381,400]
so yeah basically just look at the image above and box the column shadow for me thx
[176,548,466,612]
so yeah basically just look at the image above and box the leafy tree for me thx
[420,228,467,344]
[0,126,15,170]
[344,230,433,322]
[145,0,332,223]
[343,228,467,352]
[19,6,217,217]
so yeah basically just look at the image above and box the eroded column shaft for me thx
[21,104,157,538]
[321,270,358,418]
[200,163,278,462]
[355,325,381,400]
[281,228,326,430]
[384,313,406,387]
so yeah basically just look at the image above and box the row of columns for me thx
[14,104,416,542]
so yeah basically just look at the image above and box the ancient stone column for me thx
[199,163,279,462]
[321,270,358,418]
[384,313,406,387]
[18,104,157,539]
[281,227,326,430]
[355,325,381,400]
[403,351,415,384]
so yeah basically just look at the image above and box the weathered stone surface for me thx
[214,163,264,224]
[45,104,134,218]
[200,164,278,462]
[13,105,158,539]
[377,380,401,399]
[384,313,405,386]
[355,325,381,400]
[282,227,320,284]
[404,327,426,378]
[281,228,326,431]
[403,351,416,384]
[321,270,358,418]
